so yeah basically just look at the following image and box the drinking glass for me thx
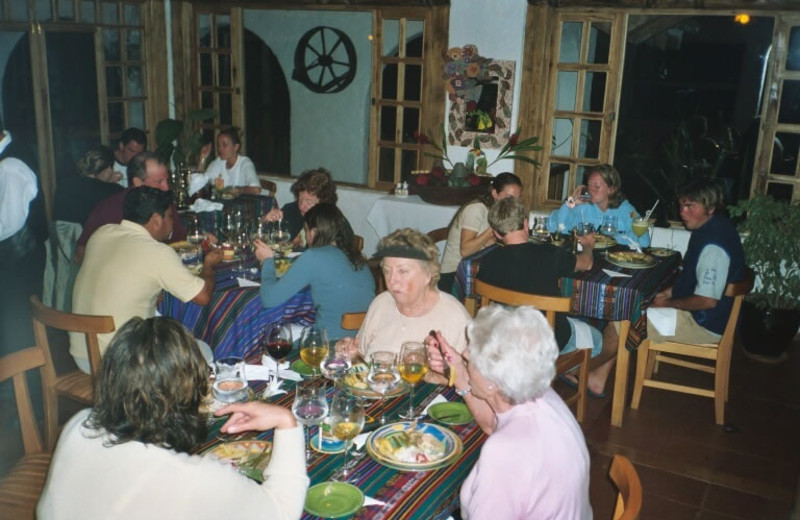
[320,346,353,385]
[366,351,401,425]
[632,217,649,239]
[186,214,204,245]
[262,322,293,386]
[532,216,550,241]
[222,212,237,242]
[212,356,248,403]
[234,228,251,276]
[329,392,365,480]
[398,342,428,420]
[292,380,329,461]
[300,325,329,377]
[601,216,618,236]
[270,220,291,250]
[252,219,270,241]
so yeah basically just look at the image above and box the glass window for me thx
[108,102,123,133]
[552,118,574,156]
[125,29,141,61]
[406,20,424,58]
[578,119,601,158]
[80,1,96,23]
[404,64,422,101]
[379,147,395,182]
[382,19,399,57]
[126,66,142,97]
[786,26,800,71]
[200,53,212,86]
[123,3,140,26]
[102,1,117,25]
[381,63,398,100]
[380,106,397,142]
[588,22,611,64]
[583,72,606,112]
[219,92,232,125]
[106,66,122,97]
[548,162,571,200]
[10,0,29,21]
[128,100,144,128]
[559,22,582,63]
[217,15,230,48]
[36,0,52,21]
[772,132,799,176]
[218,54,231,87]
[778,80,800,125]
[58,0,75,21]
[401,149,417,183]
[556,71,578,111]
[103,29,120,61]
[198,14,211,47]
[402,107,419,144]
[766,182,794,201]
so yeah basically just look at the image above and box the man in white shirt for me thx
[113,127,146,187]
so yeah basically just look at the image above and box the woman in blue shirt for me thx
[548,164,650,247]
[254,203,375,341]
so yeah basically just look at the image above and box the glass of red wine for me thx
[262,322,293,386]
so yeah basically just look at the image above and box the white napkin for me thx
[647,307,677,336]
[352,432,370,450]
[602,269,632,279]
[363,496,387,507]
[261,377,287,398]
[245,364,273,381]
[422,395,449,415]
[260,355,303,382]
[619,235,643,253]
[189,198,224,212]
[189,173,209,196]
[237,277,261,287]
[566,317,593,350]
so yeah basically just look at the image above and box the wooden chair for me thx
[258,176,277,197]
[609,455,643,520]
[341,312,366,331]
[631,269,754,425]
[353,235,364,253]
[0,346,53,520]
[426,226,449,244]
[29,295,115,448]
[474,279,591,422]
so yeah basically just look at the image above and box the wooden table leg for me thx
[611,320,631,427]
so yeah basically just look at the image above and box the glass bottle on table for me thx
[292,379,328,462]
[300,325,329,377]
[329,392,365,480]
[398,341,428,420]
[367,351,400,425]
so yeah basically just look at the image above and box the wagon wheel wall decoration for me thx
[292,26,357,94]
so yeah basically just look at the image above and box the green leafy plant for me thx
[155,109,216,169]
[728,194,800,310]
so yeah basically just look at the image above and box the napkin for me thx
[189,198,224,212]
[237,277,261,287]
[602,269,632,279]
[422,395,449,415]
[647,307,677,336]
[352,432,370,450]
[189,173,209,195]
[261,377,287,398]
[363,496,388,507]
[245,364,273,381]
[260,355,303,382]
[619,235,643,253]
[566,317,593,350]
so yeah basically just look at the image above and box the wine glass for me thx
[252,219,270,241]
[329,392,365,480]
[398,342,428,420]
[320,346,353,386]
[300,325,329,377]
[292,379,329,462]
[532,216,550,242]
[270,220,291,251]
[262,322,293,386]
[186,214,204,245]
[366,351,401,425]
[234,228,251,276]
[222,212,237,242]
[601,215,618,236]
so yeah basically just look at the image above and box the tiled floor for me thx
[574,335,800,520]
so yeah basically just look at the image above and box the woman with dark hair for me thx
[254,203,374,341]
[439,172,523,292]
[204,127,261,195]
[38,317,309,519]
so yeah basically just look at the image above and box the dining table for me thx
[180,193,277,237]
[452,239,681,427]
[158,254,316,360]
[200,366,486,520]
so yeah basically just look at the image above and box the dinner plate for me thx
[208,440,271,482]
[341,364,409,400]
[428,402,473,425]
[592,234,617,250]
[304,482,364,518]
[606,251,656,269]
[366,421,462,471]
[648,247,677,258]
[290,359,314,376]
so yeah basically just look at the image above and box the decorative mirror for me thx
[444,45,515,149]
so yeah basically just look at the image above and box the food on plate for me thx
[341,364,369,390]
[210,441,272,473]
[608,251,652,263]
[592,234,616,248]
[375,428,446,464]
[649,247,675,257]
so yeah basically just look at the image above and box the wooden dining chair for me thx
[426,226,449,244]
[341,312,366,331]
[0,346,53,520]
[474,279,591,422]
[353,235,364,253]
[631,269,754,425]
[258,176,277,197]
[29,295,115,448]
[609,455,643,520]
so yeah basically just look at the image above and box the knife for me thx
[429,330,452,384]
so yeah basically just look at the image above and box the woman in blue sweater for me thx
[254,203,375,341]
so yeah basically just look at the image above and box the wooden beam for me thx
[528,0,799,10]
[190,0,449,8]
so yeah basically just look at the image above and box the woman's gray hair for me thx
[377,228,440,287]
[467,304,558,404]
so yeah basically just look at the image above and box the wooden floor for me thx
[2,335,798,519]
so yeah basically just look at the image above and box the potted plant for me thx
[155,109,216,170]
[728,194,800,361]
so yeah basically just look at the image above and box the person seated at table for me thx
[74,152,188,264]
[547,163,650,248]
[38,316,309,520]
[54,145,124,226]
[439,172,523,293]
[426,305,592,519]
[265,167,347,247]
[112,127,146,188]
[254,203,374,342]
[70,187,222,374]
[648,177,745,345]
[203,127,261,195]
[337,228,470,381]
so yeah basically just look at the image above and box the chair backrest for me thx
[610,455,643,520]
[353,235,364,253]
[0,346,48,454]
[259,177,277,197]
[29,295,116,378]
[719,268,755,346]
[426,227,449,244]
[474,279,571,329]
[341,312,366,331]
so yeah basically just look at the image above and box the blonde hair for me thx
[586,164,625,209]
[377,228,440,286]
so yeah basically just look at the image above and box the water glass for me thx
[601,216,618,236]
[292,380,329,460]
[320,347,353,384]
[186,214,204,245]
[212,356,248,403]
[532,216,550,241]
[366,351,400,425]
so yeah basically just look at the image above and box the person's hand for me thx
[204,248,223,268]
[204,232,218,246]
[335,337,359,360]
[216,402,297,432]
[650,290,671,308]
[253,239,273,261]
[265,208,283,222]
[567,185,589,206]
[427,331,468,387]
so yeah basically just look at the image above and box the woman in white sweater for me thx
[204,127,262,195]
[37,317,309,520]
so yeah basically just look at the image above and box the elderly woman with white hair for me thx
[428,304,592,519]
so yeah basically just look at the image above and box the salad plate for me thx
[366,421,461,471]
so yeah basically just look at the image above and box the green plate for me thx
[291,359,314,376]
[304,482,364,518]
[428,402,473,425]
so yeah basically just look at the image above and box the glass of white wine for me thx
[366,351,400,425]
[300,325,329,377]
[329,392,365,480]
[398,341,428,420]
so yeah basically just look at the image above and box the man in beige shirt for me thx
[70,186,222,373]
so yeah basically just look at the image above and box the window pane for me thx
[578,119,601,158]
[556,71,578,111]
[382,19,399,57]
[103,29,120,61]
[80,1,95,23]
[126,66,142,96]
[404,64,422,101]
[201,91,213,110]
[218,54,231,87]
[219,92,232,125]
[125,29,141,61]
[766,182,794,201]
[108,102,124,133]
[406,20,424,58]
[402,107,419,144]
[10,0,29,21]
[124,3,140,26]
[380,106,397,142]
[559,22,582,63]
[587,22,611,64]
[381,63,398,100]
[552,118,573,156]
[786,26,800,71]
[576,164,591,186]
[129,100,144,129]
[379,147,395,183]
[778,80,800,125]
[217,15,231,48]
[583,72,606,112]
[58,0,75,20]
[401,149,417,183]
[106,66,122,97]
[548,162,571,200]
[200,53,212,86]
[36,0,52,21]
[198,14,210,47]
[102,1,117,24]
[772,132,799,176]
